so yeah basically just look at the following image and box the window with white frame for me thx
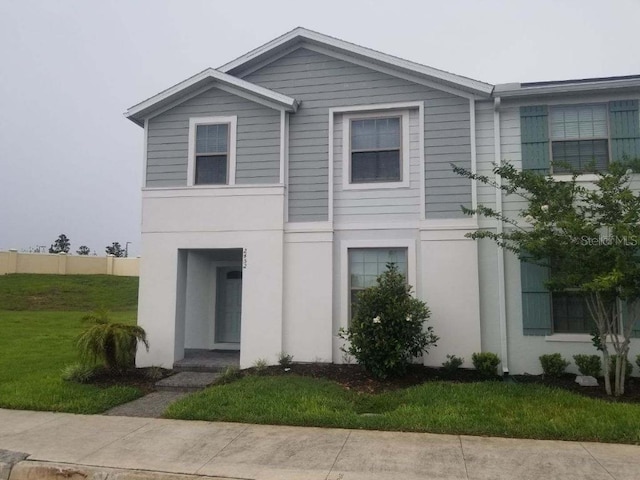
[348,247,408,318]
[188,116,237,186]
[342,110,410,188]
[550,104,609,173]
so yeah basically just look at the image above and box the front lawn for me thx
[0,274,143,413]
[165,374,640,444]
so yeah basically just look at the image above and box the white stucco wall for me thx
[282,230,333,363]
[136,186,285,369]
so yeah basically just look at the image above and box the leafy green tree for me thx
[339,264,438,379]
[76,309,149,372]
[76,245,90,255]
[49,234,70,254]
[105,242,125,257]
[454,161,640,396]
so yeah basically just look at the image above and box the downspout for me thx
[494,96,509,374]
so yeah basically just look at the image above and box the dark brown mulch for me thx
[89,367,173,394]
[513,373,640,403]
[249,363,492,394]
[250,363,640,402]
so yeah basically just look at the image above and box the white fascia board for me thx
[125,68,298,125]
[495,77,640,98]
[219,27,493,97]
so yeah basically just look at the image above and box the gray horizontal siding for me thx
[332,111,421,224]
[146,87,281,187]
[243,47,471,221]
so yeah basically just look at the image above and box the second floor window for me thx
[195,123,229,185]
[350,117,401,183]
[550,104,609,173]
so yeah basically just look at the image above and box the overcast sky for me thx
[1,0,639,256]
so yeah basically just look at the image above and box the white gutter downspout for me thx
[494,96,509,374]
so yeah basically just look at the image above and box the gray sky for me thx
[1,0,639,256]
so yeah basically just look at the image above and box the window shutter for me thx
[521,260,552,335]
[520,106,550,173]
[609,100,640,162]
[620,300,640,338]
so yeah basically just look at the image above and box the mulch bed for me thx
[89,367,173,394]
[513,373,640,403]
[88,363,640,403]
[249,363,640,402]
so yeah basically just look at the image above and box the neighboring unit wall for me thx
[146,87,281,187]
[242,47,473,221]
[492,92,640,374]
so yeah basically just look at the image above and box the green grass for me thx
[165,375,640,444]
[0,274,138,311]
[0,274,142,413]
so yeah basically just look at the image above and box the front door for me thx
[215,267,242,344]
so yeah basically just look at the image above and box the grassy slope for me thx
[0,274,142,413]
[165,375,640,444]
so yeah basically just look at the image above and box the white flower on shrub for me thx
[406,316,412,322]
[372,316,381,324]
[541,205,549,213]
[524,214,535,224]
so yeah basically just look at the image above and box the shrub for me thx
[61,363,98,383]
[539,353,570,378]
[441,354,464,374]
[218,366,242,384]
[76,309,149,373]
[252,358,268,375]
[338,264,438,379]
[608,355,633,382]
[637,354,640,371]
[471,352,500,377]
[573,354,602,378]
[277,352,294,367]
[144,366,166,381]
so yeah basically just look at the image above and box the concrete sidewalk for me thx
[1,409,639,480]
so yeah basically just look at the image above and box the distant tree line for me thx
[45,234,128,257]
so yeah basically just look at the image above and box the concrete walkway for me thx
[1,408,639,480]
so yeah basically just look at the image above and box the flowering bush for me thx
[339,264,438,379]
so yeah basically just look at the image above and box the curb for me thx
[5,460,239,480]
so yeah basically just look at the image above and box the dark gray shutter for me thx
[521,260,552,335]
[609,100,640,162]
[520,106,550,173]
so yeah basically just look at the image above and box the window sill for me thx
[552,174,600,182]
[342,181,410,191]
[545,334,592,343]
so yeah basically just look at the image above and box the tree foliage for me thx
[339,264,438,379]
[454,160,640,396]
[105,242,126,257]
[49,234,70,254]
[76,245,90,256]
[76,309,148,372]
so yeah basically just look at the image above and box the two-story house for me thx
[126,28,640,374]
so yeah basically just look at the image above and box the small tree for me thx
[105,242,125,257]
[454,161,640,396]
[49,234,70,254]
[339,264,438,379]
[76,245,90,255]
[76,309,149,372]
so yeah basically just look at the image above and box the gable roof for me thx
[125,68,299,126]
[219,27,494,97]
